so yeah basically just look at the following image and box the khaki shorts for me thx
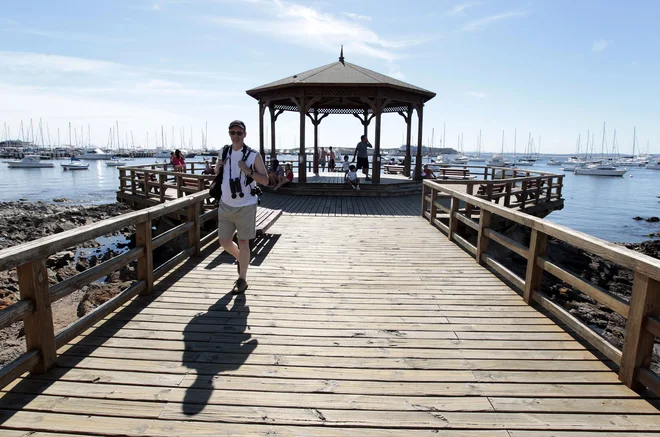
[217,202,257,241]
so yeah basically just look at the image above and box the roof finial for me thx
[339,45,345,64]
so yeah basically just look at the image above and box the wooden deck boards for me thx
[1,212,658,435]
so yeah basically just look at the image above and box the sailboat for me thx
[574,123,627,176]
[450,133,469,164]
[515,133,535,166]
[469,130,487,162]
[487,130,511,167]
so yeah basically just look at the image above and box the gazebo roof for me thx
[246,60,436,101]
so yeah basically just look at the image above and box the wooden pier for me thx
[0,190,658,435]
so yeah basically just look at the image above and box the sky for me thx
[0,0,658,155]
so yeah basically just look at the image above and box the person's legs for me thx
[237,239,250,279]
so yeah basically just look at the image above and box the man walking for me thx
[352,134,373,181]
[319,147,327,172]
[215,120,269,294]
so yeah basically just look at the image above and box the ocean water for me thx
[0,156,658,243]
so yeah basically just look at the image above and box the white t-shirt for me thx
[347,170,358,181]
[220,145,258,207]
[342,161,350,171]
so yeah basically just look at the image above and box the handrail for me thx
[422,180,660,395]
[0,190,215,390]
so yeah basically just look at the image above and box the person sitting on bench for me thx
[274,163,293,191]
[423,164,436,179]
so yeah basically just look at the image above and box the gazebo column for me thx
[306,110,329,175]
[414,103,424,180]
[298,97,307,183]
[397,104,413,177]
[373,105,382,184]
[269,104,284,160]
[258,100,266,160]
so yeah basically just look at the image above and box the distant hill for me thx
[397,146,458,154]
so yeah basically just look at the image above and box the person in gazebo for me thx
[352,135,372,181]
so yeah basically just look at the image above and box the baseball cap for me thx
[228,120,246,130]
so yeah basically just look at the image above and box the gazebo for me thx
[246,48,436,183]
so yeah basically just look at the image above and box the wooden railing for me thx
[422,180,660,395]
[0,191,219,390]
[428,165,564,211]
[118,161,214,202]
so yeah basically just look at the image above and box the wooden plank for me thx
[524,228,547,303]
[0,350,39,391]
[0,299,33,330]
[483,228,529,259]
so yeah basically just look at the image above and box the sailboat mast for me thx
[632,126,636,156]
[442,122,446,153]
[601,122,606,157]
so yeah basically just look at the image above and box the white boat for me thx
[106,158,126,167]
[61,158,89,170]
[574,164,627,177]
[487,154,511,167]
[515,158,535,167]
[6,155,54,168]
[450,155,469,165]
[646,159,660,170]
[79,148,113,160]
[154,149,172,159]
[547,158,563,166]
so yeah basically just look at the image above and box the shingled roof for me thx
[246,60,436,100]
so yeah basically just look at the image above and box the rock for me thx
[633,216,644,221]
[46,251,74,269]
[77,282,129,317]
[646,216,660,223]
[53,198,69,203]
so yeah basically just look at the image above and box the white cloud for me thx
[152,4,161,10]
[205,1,425,63]
[462,11,528,32]
[448,3,478,15]
[0,18,134,43]
[342,12,371,21]
[592,39,609,52]
[466,91,486,98]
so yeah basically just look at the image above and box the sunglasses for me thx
[229,131,244,136]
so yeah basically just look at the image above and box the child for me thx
[341,155,350,173]
[346,164,360,190]
[274,163,294,191]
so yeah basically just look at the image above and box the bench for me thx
[255,207,283,237]
[477,183,508,203]
[384,164,405,174]
[514,179,546,203]
[436,168,475,180]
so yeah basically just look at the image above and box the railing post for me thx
[504,182,512,207]
[143,171,150,198]
[556,175,563,199]
[535,176,543,205]
[17,259,56,373]
[159,174,166,203]
[421,182,429,218]
[136,220,154,295]
[465,184,474,218]
[546,176,553,202]
[429,187,438,222]
[176,175,183,198]
[119,169,126,194]
[130,170,136,196]
[619,273,660,390]
[188,201,202,256]
[476,209,491,264]
[524,228,547,303]
[190,163,195,174]
[520,180,528,208]
[483,167,488,180]
[448,195,459,241]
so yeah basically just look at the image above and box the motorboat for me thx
[106,158,126,167]
[487,154,511,167]
[79,148,113,160]
[515,158,535,167]
[6,155,54,168]
[61,158,89,170]
[646,159,660,170]
[547,158,563,166]
[450,154,469,165]
[574,164,627,176]
[468,156,487,162]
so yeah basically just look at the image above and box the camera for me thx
[229,177,244,199]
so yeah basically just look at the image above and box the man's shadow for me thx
[181,290,257,416]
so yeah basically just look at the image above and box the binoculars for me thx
[229,177,244,199]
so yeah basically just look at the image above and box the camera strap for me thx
[227,144,254,196]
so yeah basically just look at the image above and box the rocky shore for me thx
[493,225,660,371]
[0,201,137,366]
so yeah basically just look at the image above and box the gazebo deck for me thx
[1,198,658,436]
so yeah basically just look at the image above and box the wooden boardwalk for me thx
[1,199,659,435]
